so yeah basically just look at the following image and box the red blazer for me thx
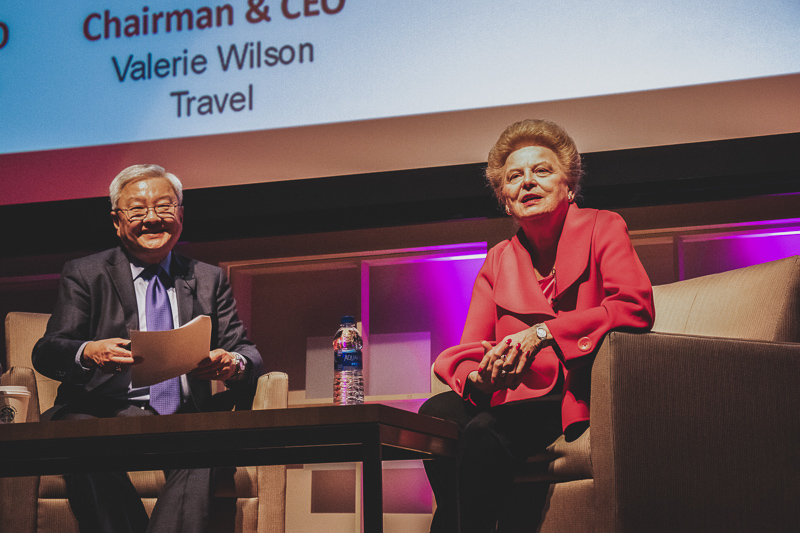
[434,205,655,431]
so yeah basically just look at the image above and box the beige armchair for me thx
[432,255,800,532]
[0,312,288,533]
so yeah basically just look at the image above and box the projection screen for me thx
[1,0,799,205]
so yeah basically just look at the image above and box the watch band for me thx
[231,352,246,377]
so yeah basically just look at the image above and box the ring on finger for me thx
[500,369,508,377]
[114,363,122,373]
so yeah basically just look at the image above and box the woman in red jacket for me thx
[420,119,655,532]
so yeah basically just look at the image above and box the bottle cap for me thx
[340,315,355,325]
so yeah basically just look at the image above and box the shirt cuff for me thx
[75,341,93,371]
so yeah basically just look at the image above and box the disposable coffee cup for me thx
[0,385,31,424]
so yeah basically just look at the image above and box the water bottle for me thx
[333,316,364,405]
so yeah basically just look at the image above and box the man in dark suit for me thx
[32,164,264,533]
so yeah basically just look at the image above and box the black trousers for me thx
[43,398,214,533]
[419,391,565,533]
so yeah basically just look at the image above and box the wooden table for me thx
[0,404,458,532]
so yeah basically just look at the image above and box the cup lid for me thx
[0,385,31,395]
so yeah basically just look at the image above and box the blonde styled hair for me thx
[485,119,584,203]
[109,164,183,210]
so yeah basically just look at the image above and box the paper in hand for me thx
[129,315,211,387]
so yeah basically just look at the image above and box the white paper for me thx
[129,315,211,387]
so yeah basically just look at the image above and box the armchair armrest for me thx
[252,371,289,411]
[251,371,288,533]
[591,331,800,533]
[430,363,451,396]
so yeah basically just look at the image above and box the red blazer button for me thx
[578,337,593,352]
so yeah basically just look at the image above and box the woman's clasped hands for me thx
[469,325,551,394]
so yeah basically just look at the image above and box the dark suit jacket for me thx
[434,205,655,431]
[32,246,263,412]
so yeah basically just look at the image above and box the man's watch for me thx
[231,352,246,377]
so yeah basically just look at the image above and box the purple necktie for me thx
[144,266,181,415]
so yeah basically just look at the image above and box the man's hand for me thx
[191,349,239,381]
[82,338,134,374]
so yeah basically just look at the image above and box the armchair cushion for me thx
[652,255,800,342]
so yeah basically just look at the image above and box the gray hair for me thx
[109,164,183,209]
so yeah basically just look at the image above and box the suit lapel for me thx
[171,253,196,327]
[106,247,140,330]
[552,204,597,301]
[493,232,556,316]
[492,205,597,316]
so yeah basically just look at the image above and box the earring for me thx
[568,192,574,202]
[505,205,511,215]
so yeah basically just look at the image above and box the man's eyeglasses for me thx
[115,204,181,222]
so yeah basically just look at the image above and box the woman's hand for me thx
[467,341,506,395]
[476,324,552,390]
[467,341,493,395]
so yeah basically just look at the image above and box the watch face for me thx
[536,327,547,340]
